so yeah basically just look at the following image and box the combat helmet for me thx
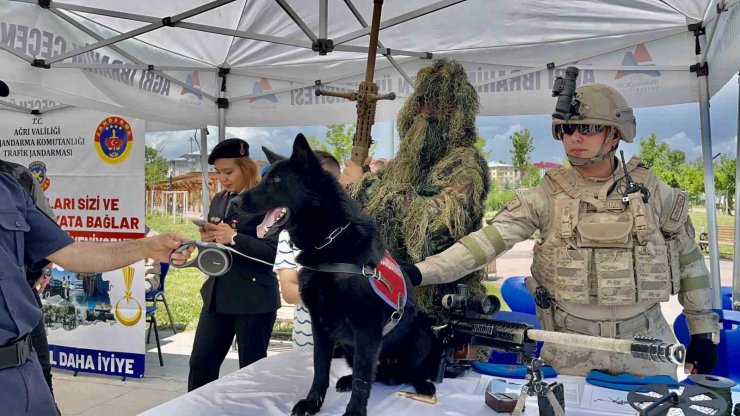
[552,83,636,166]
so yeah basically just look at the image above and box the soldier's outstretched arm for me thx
[656,182,719,374]
[656,183,719,336]
[415,189,544,285]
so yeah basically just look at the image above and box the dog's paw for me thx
[335,375,353,392]
[412,380,436,397]
[291,398,321,416]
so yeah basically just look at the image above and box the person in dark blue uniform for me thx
[0,171,192,416]
[188,138,280,391]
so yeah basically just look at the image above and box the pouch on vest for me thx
[634,243,671,302]
[594,248,636,305]
[555,246,591,304]
[576,212,633,248]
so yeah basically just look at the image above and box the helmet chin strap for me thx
[566,128,619,167]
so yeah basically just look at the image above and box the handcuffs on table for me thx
[169,241,273,276]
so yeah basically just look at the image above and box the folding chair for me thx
[146,263,177,333]
[146,304,164,366]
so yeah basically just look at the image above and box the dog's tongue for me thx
[257,208,283,239]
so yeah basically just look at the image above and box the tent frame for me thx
[4,0,739,310]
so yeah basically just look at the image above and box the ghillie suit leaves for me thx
[348,59,489,312]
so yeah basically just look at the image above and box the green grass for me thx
[146,212,204,331]
[688,210,736,260]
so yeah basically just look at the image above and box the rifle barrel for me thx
[526,329,685,365]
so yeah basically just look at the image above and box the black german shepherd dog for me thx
[237,134,438,416]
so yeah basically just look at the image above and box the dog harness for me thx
[302,251,407,336]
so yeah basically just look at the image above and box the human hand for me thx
[684,335,718,375]
[36,267,52,293]
[369,158,388,173]
[339,157,371,187]
[199,225,215,242]
[397,260,423,286]
[203,222,236,245]
[145,233,193,264]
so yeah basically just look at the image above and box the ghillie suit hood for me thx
[349,59,489,312]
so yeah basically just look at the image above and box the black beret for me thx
[208,138,249,164]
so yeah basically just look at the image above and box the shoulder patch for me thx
[661,190,689,235]
[506,196,521,211]
[669,193,687,222]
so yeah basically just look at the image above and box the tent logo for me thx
[94,117,133,165]
[180,71,203,100]
[615,44,661,79]
[250,78,278,103]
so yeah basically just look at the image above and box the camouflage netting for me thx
[349,59,489,312]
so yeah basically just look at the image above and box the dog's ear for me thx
[289,133,321,171]
[261,146,286,164]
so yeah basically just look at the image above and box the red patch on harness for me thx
[369,252,407,311]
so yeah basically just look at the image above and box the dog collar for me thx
[314,221,351,250]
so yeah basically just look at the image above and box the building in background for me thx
[488,161,518,187]
[147,151,267,217]
[532,161,562,178]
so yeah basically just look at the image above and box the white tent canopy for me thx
[0,0,738,126]
[1,0,739,307]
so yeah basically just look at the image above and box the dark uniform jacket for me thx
[200,191,280,315]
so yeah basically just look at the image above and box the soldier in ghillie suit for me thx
[342,58,489,312]
[402,83,719,377]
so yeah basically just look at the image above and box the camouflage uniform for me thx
[415,84,719,377]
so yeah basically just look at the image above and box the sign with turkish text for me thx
[0,107,147,378]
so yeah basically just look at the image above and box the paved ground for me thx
[53,239,736,415]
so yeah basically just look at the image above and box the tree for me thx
[486,180,517,212]
[145,146,168,188]
[475,135,492,161]
[638,133,686,188]
[714,155,736,214]
[524,165,542,188]
[677,160,704,205]
[324,124,355,162]
[510,129,534,187]
[306,134,329,153]
[638,133,667,168]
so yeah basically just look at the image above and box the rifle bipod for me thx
[512,357,565,416]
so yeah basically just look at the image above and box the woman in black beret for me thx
[188,138,280,391]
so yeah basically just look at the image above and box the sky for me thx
[146,74,739,166]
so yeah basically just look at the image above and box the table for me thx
[142,349,738,415]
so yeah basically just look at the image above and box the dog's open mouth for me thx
[256,207,289,239]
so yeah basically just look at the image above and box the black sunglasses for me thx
[556,124,606,139]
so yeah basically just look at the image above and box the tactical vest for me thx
[531,159,680,306]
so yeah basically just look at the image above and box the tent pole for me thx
[698,75,722,308]
[733,72,740,310]
[200,128,210,219]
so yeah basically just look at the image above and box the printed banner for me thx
[0,107,147,378]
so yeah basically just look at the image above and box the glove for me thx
[397,260,423,286]
[684,335,718,375]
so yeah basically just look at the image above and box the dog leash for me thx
[170,241,274,276]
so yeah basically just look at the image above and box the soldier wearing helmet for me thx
[402,82,719,378]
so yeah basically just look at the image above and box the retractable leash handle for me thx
[169,240,274,276]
